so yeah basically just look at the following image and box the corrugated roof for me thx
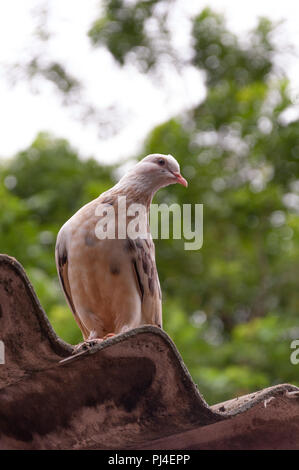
[0,254,298,450]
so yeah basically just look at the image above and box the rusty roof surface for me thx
[0,254,298,450]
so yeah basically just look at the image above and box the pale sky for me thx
[0,0,299,164]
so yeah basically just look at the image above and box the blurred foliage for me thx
[89,0,157,65]
[1,132,115,317]
[88,0,176,71]
[27,59,81,95]
[1,5,299,404]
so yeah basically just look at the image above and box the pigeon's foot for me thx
[71,334,116,355]
[103,333,116,340]
[72,338,103,355]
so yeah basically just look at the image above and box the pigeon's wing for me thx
[126,237,162,328]
[55,227,90,340]
[96,190,163,328]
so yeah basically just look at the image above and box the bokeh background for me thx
[1,0,299,404]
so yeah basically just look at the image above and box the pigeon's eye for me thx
[158,159,165,166]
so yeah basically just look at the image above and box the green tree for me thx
[1,5,299,404]
[1,133,115,343]
[87,4,299,402]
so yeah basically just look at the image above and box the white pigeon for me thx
[55,153,187,351]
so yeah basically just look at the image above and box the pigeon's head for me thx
[115,153,188,201]
[134,153,188,191]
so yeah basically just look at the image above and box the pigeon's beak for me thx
[173,172,188,188]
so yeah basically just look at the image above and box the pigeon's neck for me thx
[113,174,159,208]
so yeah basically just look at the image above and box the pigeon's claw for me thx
[71,334,115,357]
[72,338,103,355]
[103,333,116,340]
